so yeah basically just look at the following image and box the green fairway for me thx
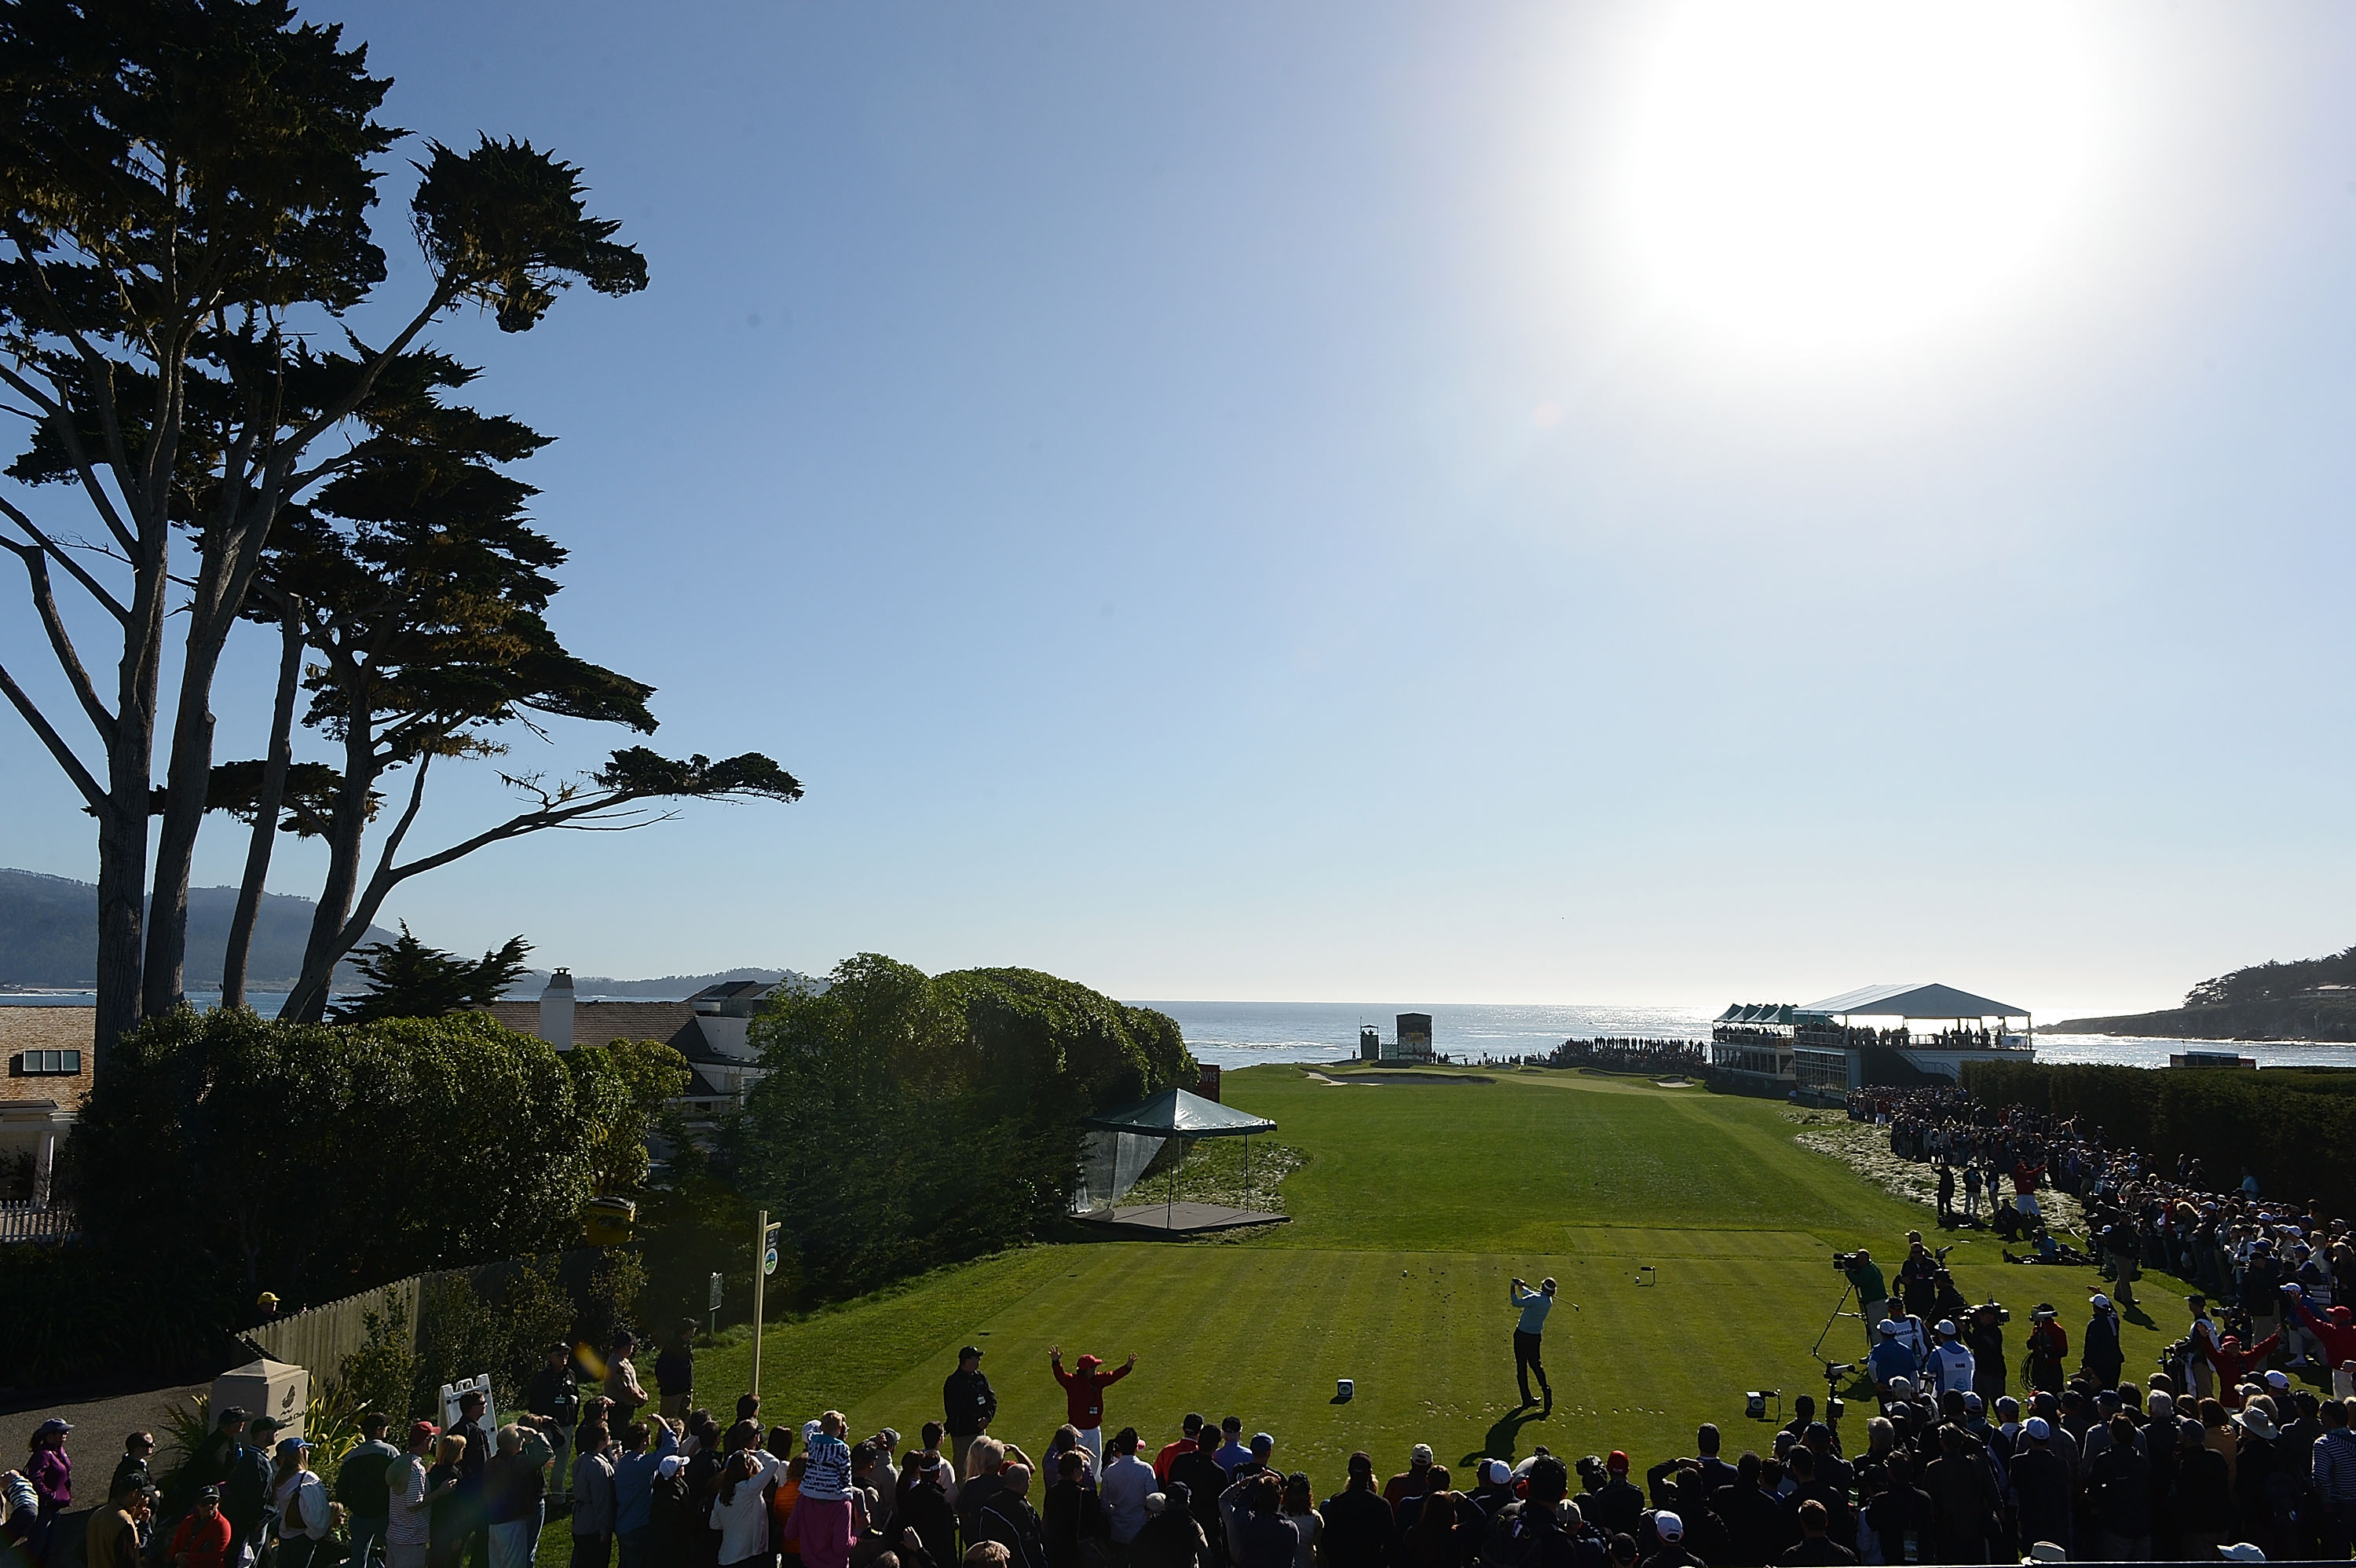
[689,1066,2197,1486]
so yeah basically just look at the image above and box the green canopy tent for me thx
[1077,1087,1276,1223]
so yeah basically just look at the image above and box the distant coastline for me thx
[2043,995,2356,1044]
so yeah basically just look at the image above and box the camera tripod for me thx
[1810,1280,1857,1362]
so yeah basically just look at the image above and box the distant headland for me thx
[2047,942,2356,1042]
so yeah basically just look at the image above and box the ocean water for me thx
[1139,1000,1717,1069]
[1132,1001,2356,1074]
[14,992,2356,1074]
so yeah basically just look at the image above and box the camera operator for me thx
[1929,1268,1970,1328]
[1966,1303,2008,1403]
[1835,1252,1888,1354]
[1897,1240,1940,1321]
[2020,1306,2065,1402]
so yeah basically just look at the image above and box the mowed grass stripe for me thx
[697,1068,2201,1487]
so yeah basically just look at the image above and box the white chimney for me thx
[539,969,576,1050]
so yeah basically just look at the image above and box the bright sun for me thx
[1598,2,2122,377]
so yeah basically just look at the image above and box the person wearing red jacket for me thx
[2286,1284,2356,1399]
[1048,1347,1136,1468]
[2204,1329,2281,1407]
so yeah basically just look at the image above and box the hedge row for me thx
[1959,1060,2356,1219]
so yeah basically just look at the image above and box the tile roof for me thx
[474,1000,696,1051]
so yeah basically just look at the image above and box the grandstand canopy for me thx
[1799,982,2029,1021]
[1716,1003,1798,1025]
[1083,1086,1275,1138]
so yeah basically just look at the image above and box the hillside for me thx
[504,967,822,999]
[2049,994,2356,1043]
[2048,939,2356,1040]
[0,868,394,989]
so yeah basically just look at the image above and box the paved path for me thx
[5,1380,206,1452]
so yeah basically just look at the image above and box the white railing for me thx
[0,1201,77,1244]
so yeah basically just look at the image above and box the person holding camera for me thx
[1508,1277,1558,1413]
[1836,1251,1888,1355]
[1965,1303,2008,1402]
[2025,1305,2067,1395]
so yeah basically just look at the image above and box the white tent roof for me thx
[1082,1087,1275,1137]
[1800,982,2029,1021]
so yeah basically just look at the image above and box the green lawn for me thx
[628,1067,2200,1492]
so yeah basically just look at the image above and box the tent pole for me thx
[1244,1133,1253,1214]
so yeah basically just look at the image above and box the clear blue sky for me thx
[5,2,2354,1017]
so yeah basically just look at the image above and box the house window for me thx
[13,1050,81,1076]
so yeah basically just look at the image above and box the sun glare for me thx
[1597,2,2122,378]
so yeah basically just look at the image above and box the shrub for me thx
[729,956,1194,1302]
[64,1007,614,1307]
[1962,1059,2356,1215]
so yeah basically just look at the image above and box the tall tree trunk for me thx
[142,543,249,1017]
[92,798,148,1059]
[92,521,173,1067]
[221,607,303,1011]
[280,718,380,1024]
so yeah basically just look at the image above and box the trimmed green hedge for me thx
[1961,1060,2356,1215]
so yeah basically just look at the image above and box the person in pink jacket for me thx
[25,1418,72,1567]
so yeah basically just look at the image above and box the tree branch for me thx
[0,661,105,810]
[276,280,457,463]
[1,535,117,740]
[0,364,140,556]
[371,751,434,884]
[7,229,138,495]
[0,495,130,621]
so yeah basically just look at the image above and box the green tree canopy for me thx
[0,0,649,1060]
[730,956,1194,1298]
[64,1007,629,1305]
[572,1036,691,1196]
[2184,944,2356,1009]
[329,923,532,1022]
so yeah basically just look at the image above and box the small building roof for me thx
[1799,982,2029,1021]
[1083,1087,1274,1138]
[476,1000,695,1051]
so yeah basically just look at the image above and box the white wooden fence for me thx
[0,1201,77,1243]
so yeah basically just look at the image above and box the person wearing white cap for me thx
[1926,1320,1975,1398]
[1868,1320,1918,1401]
[271,1437,331,1568]
[2082,1294,2124,1390]
[2010,1417,2072,1556]
[1456,1460,1513,1549]
[1640,1509,1703,1568]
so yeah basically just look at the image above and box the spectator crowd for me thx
[10,1084,2356,1568]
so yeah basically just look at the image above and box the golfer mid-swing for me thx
[1510,1274,1557,1410]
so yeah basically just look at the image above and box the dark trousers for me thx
[574,1534,615,1568]
[1514,1330,1549,1401]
